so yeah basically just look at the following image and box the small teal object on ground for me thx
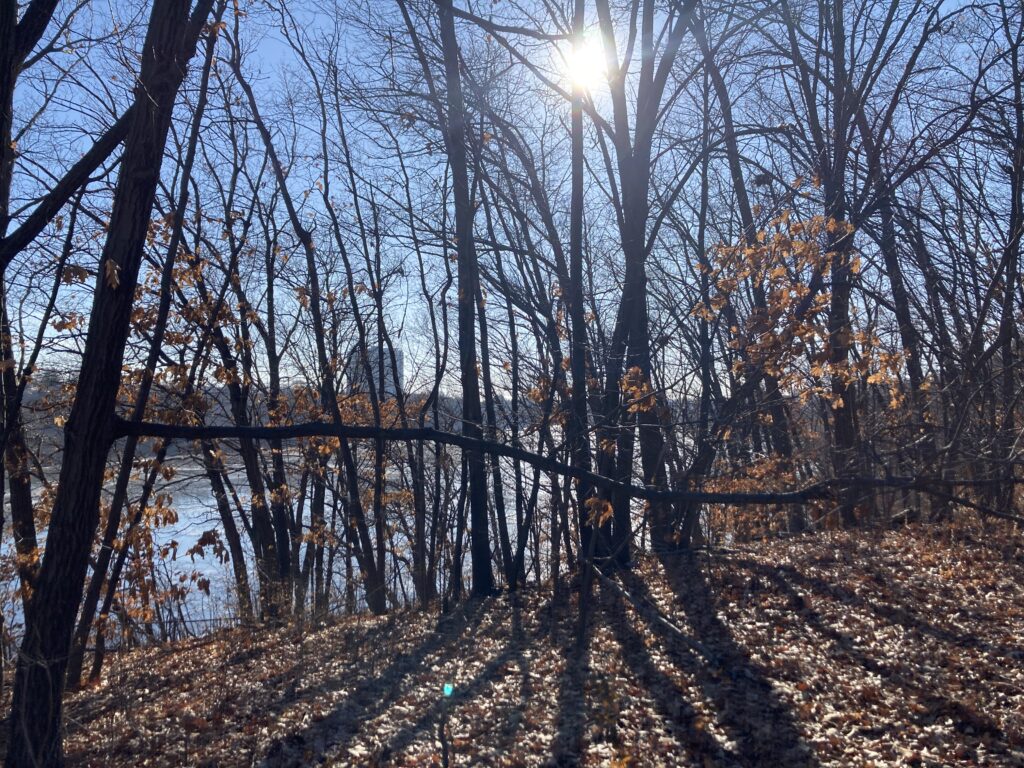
[443,682,454,697]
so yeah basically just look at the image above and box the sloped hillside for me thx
[56,525,1024,767]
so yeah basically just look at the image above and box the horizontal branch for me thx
[113,418,1024,524]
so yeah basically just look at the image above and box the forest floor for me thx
[53,523,1024,767]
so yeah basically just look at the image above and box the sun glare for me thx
[566,34,607,91]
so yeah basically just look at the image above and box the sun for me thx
[565,34,607,91]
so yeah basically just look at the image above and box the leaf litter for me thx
[51,524,1024,766]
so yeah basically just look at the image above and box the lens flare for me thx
[566,35,607,91]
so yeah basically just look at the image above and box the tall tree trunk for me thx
[998,6,1023,514]
[568,0,598,566]
[5,3,212,764]
[66,3,224,687]
[437,0,493,597]
[477,284,513,584]
[825,0,860,527]
[695,17,802,530]
[1,313,37,599]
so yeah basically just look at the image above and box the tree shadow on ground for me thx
[600,578,741,765]
[363,593,535,764]
[545,588,592,767]
[369,592,599,767]
[256,599,489,767]
[615,551,817,767]
[729,555,1021,659]
[731,557,1014,759]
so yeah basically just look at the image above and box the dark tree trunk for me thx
[66,2,223,688]
[568,0,597,567]
[203,441,255,621]
[5,3,212,764]
[437,0,493,597]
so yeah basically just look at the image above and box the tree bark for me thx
[437,0,493,597]
[5,2,212,764]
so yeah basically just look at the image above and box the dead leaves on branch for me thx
[104,258,121,290]
[692,213,909,412]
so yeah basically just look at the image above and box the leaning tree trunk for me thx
[66,0,224,689]
[5,3,212,765]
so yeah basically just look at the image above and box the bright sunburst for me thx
[565,34,607,91]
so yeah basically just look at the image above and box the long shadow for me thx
[738,560,1012,755]
[367,594,537,763]
[729,555,1022,660]
[369,590,588,766]
[546,590,590,767]
[638,552,817,766]
[257,599,489,767]
[65,623,387,763]
[600,578,740,765]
